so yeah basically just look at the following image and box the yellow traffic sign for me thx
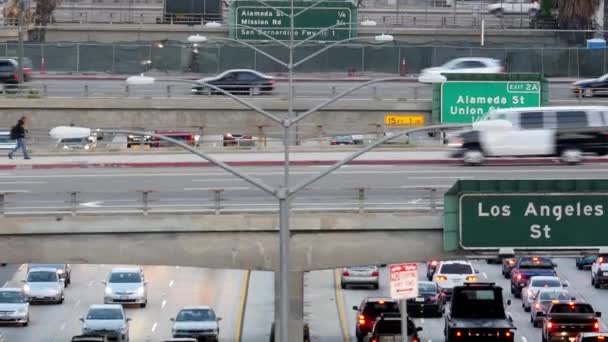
[384,114,425,126]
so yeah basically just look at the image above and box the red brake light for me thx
[342,271,349,276]
[358,315,365,326]
[411,338,419,342]
[547,321,553,330]
[456,331,462,337]
[372,271,379,277]
[516,274,522,281]
[594,320,600,331]
[505,331,511,337]
[600,257,605,263]
[507,259,515,265]
[598,336,605,340]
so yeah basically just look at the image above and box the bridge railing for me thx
[0,186,449,216]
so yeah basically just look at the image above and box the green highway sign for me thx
[234,6,354,41]
[441,81,541,123]
[459,193,608,249]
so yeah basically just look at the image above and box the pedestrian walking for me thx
[8,117,30,160]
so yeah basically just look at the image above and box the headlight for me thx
[84,145,90,150]
[136,287,145,296]
[57,269,65,275]
[105,287,113,295]
[23,284,30,294]
[17,307,27,314]
[121,324,128,332]
[63,145,69,150]
[194,135,201,142]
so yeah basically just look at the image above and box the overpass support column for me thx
[274,270,304,341]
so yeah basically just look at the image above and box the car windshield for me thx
[363,301,400,317]
[176,309,216,322]
[439,263,473,274]
[531,279,561,287]
[0,291,26,303]
[551,303,594,314]
[418,282,437,293]
[61,138,86,144]
[29,263,64,270]
[519,258,554,269]
[540,291,570,301]
[27,271,57,282]
[87,308,124,320]
[109,272,141,283]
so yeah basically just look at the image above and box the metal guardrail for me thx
[0,187,448,216]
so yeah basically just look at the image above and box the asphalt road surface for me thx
[1,258,605,341]
[3,164,608,212]
[19,79,587,101]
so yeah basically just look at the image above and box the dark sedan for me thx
[502,257,517,278]
[406,281,446,317]
[572,74,608,97]
[192,69,275,96]
[576,255,598,270]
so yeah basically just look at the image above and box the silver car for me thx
[103,267,148,307]
[80,304,130,342]
[22,267,65,304]
[171,306,221,342]
[0,288,29,326]
[341,266,380,289]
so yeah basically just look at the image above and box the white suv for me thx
[591,252,608,289]
[488,0,540,17]
[418,57,504,83]
[432,261,478,297]
[103,267,148,307]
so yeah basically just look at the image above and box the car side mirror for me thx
[506,299,511,306]
[597,312,602,317]
[144,281,149,285]
[21,280,26,283]
[475,270,480,274]
[217,317,222,322]
[416,327,423,332]
[126,318,132,322]
[562,282,568,287]
[169,318,175,322]
[79,318,84,322]
[352,306,358,311]
[571,297,576,301]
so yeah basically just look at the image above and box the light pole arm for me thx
[152,78,283,125]
[289,124,471,195]
[101,129,277,196]
[213,37,289,66]
[293,37,371,68]
[290,77,406,126]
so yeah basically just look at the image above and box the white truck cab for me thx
[590,248,608,289]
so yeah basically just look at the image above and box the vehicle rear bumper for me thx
[104,296,146,304]
[596,275,608,284]
[341,276,378,285]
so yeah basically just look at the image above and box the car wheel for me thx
[141,301,147,308]
[341,282,346,289]
[463,148,484,166]
[560,148,583,165]
[595,278,601,289]
[250,86,262,96]
[592,275,596,286]
[510,285,515,294]
[58,298,64,304]
[22,319,29,327]
[525,305,531,312]
[584,88,594,98]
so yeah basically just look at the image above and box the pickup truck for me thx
[510,257,557,298]
[591,253,608,288]
[444,282,516,342]
[539,302,601,342]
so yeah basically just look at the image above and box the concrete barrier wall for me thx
[0,98,432,137]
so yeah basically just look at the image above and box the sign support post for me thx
[400,300,408,342]
[390,263,418,342]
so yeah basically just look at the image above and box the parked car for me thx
[576,255,598,270]
[22,267,65,304]
[192,69,275,96]
[170,306,221,342]
[223,133,254,147]
[0,288,29,326]
[418,57,504,83]
[27,263,71,287]
[103,267,148,307]
[487,0,540,17]
[572,74,608,97]
[341,266,380,289]
[80,304,130,342]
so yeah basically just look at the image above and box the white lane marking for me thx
[0,181,46,184]
[169,280,174,287]
[192,179,243,182]
[522,336,528,342]
[151,322,157,332]
[161,300,167,309]
[18,264,25,270]
[60,323,66,331]
[0,190,30,193]
[482,272,488,279]
[184,187,250,191]
[175,266,180,269]
[73,299,81,308]
[408,176,474,179]
[2,281,7,287]
[80,201,103,208]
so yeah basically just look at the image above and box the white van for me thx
[449,106,608,165]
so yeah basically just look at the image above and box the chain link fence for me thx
[3,42,607,77]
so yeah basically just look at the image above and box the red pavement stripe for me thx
[0,157,604,170]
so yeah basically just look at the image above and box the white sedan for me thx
[417,57,504,83]
[521,276,566,312]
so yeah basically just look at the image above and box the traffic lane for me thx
[471,260,540,342]
[552,258,608,330]
[0,264,20,287]
[304,270,343,342]
[339,264,444,342]
[1,264,247,342]
[242,271,274,342]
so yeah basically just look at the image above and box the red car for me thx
[223,133,254,147]
[150,131,200,147]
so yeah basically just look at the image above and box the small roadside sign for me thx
[389,263,418,300]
